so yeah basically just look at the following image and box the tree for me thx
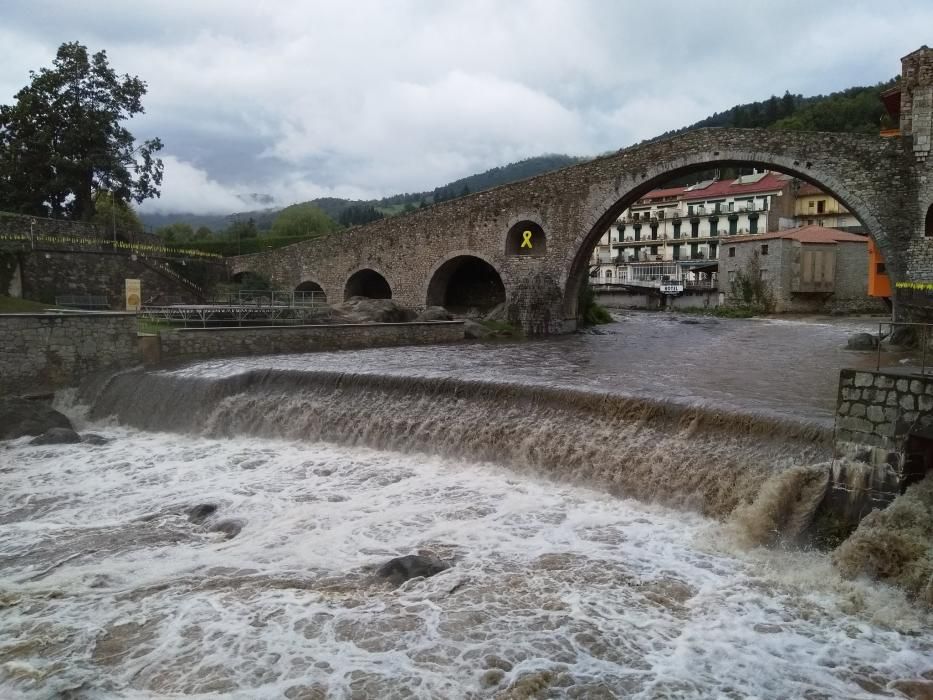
[156,222,194,243]
[338,204,384,227]
[90,191,144,237]
[0,41,163,220]
[270,204,337,238]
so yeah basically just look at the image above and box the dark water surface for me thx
[173,312,903,424]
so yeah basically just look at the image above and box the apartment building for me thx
[591,171,795,283]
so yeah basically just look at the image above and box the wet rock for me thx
[483,302,507,323]
[464,320,492,339]
[891,679,933,700]
[416,305,453,321]
[847,332,878,351]
[480,669,505,688]
[333,297,417,323]
[376,554,449,584]
[210,519,244,539]
[29,427,82,445]
[187,504,217,523]
[81,433,109,445]
[0,397,73,440]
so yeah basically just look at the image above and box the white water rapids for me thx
[2,424,931,698]
[2,313,932,698]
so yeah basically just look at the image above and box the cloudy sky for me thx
[1,1,930,215]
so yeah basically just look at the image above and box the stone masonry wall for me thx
[0,313,139,395]
[158,322,466,362]
[834,368,933,507]
[17,250,200,307]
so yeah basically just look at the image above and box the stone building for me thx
[717,225,884,313]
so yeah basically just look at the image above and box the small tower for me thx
[900,45,933,160]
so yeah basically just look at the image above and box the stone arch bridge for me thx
[231,126,933,333]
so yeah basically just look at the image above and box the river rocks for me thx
[187,504,218,523]
[464,320,492,339]
[416,306,453,322]
[483,302,507,323]
[81,433,109,445]
[210,519,244,540]
[0,397,73,440]
[891,679,933,700]
[334,297,417,323]
[29,427,82,445]
[847,332,878,351]
[376,554,449,584]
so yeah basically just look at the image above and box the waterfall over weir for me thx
[84,367,833,520]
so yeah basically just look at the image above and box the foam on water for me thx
[2,428,931,698]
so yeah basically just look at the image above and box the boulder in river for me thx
[416,306,454,322]
[0,397,73,440]
[333,297,417,323]
[81,433,109,445]
[187,504,218,523]
[376,554,450,584]
[846,332,878,351]
[464,320,493,340]
[210,519,244,540]
[29,427,82,445]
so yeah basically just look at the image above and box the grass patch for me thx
[479,319,524,337]
[138,318,180,334]
[0,296,60,312]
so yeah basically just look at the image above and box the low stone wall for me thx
[0,312,139,395]
[158,322,466,362]
[833,368,933,513]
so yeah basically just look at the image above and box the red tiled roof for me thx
[796,182,826,197]
[726,224,867,245]
[634,172,791,205]
[681,172,790,202]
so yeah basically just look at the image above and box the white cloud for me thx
[3,0,933,212]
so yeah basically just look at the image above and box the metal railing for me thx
[206,290,328,307]
[875,322,932,375]
[55,295,110,310]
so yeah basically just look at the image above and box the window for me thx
[808,201,815,209]
[688,204,694,216]
[876,262,887,274]
[761,244,769,255]
[817,200,826,214]
[691,221,700,238]
[728,270,736,282]
[926,203,933,237]
[759,269,768,280]
[605,269,613,278]
[728,202,734,212]
[650,245,659,256]
[673,222,681,239]
[728,247,736,257]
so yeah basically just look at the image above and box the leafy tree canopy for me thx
[0,41,163,221]
[270,203,338,238]
[90,190,144,235]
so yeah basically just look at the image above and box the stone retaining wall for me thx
[0,313,139,395]
[834,368,933,509]
[158,322,466,362]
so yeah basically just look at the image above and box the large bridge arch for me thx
[560,141,911,320]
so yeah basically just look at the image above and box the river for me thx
[1,312,930,698]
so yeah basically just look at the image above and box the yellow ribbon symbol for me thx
[521,230,533,249]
